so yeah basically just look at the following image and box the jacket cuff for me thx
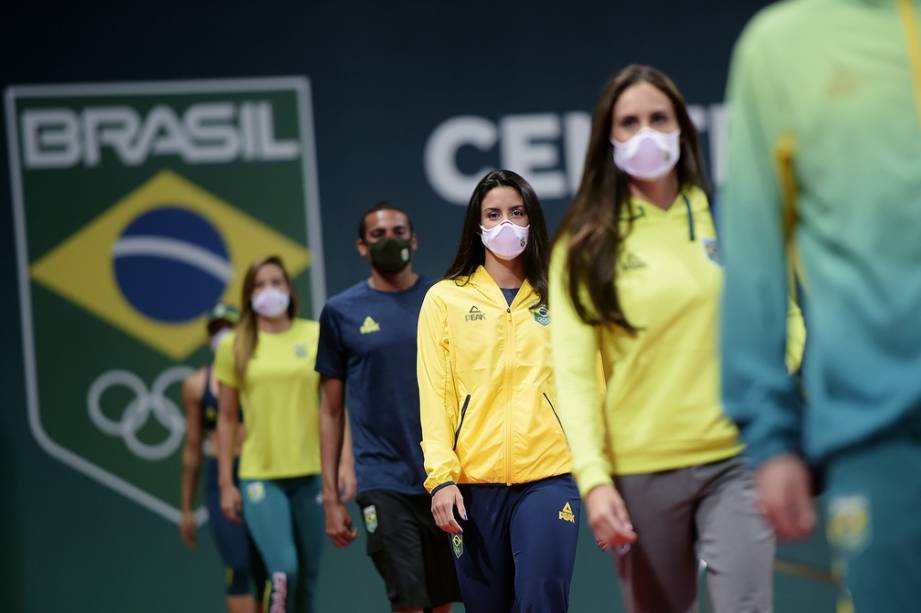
[742,437,800,471]
[575,466,613,498]
[430,481,456,496]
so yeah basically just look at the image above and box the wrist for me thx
[321,480,341,504]
[430,481,456,497]
[576,467,613,498]
[584,482,616,501]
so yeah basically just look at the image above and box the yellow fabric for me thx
[549,186,805,496]
[214,318,321,479]
[899,0,921,126]
[417,266,572,491]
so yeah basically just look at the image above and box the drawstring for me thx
[683,193,696,241]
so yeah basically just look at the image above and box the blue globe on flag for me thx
[113,206,231,323]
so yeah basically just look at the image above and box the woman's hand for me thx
[586,484,638,548]
[179,510,197,549]
[431,485,467,534]
[220,484,243,523]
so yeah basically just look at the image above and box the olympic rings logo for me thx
[87,366,194,461]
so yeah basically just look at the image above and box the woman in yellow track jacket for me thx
[549,66,804,613]
[418,169,579,612]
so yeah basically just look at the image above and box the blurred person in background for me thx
[549,65,804,613]
[215,255,355,613]
[317,202,460,613]
[180,303,265,613]
[721,1,921,610]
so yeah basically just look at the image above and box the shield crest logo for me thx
[827,494,871,553]
[452,534,464,558]
[363,505,378,534]
[5,77,324,526]
[531,304,550,327]
[703,237,722,266]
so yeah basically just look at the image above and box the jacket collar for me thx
[621,184,709,221]
[468,265,537,308]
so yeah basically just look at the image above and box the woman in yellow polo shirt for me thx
[215,255,354,613]
[549,65,804,613]
[418,169,579,612]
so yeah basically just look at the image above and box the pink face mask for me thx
[612,127,681,180]
[251,287,290,318]
[480,220,530,260]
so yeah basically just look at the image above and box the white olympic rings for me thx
[87,366,194,461]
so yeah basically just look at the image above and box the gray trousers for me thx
[613,454,774,613]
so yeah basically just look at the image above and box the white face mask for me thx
[209,327,230,352]
[251,287,290,318]
[480,220,530,260]
[612,127,681,180]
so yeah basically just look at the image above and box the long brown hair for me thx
[233,255,299,385]
[553,65,708,329]
[444,169,550,305]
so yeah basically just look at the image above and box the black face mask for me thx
[366,236,412,274]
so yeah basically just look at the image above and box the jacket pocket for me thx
[453,394,471,451]
[543,392,566,438]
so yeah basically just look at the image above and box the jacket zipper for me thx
[505,306,513,485]
[453,394,471,451]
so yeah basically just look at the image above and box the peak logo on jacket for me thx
[465,306,486,322]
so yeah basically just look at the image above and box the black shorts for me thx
[356,490,461,609]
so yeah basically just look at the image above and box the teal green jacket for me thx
[720,0,921,467]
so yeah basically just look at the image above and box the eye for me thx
[486,211,499,220]
[620,116,638,128]
[512,208,524,217]
[651,112,669,124]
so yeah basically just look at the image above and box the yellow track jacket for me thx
[418,265,572,492]
[550,186,805,496]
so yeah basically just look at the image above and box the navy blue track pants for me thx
[452,474,580,613]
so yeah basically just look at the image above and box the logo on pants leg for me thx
[558,501,576,524]
[362,504,378,533]
[270,572,287,613]
[246,482,265,503]
[827,494,871,553]
[452,534,464,558]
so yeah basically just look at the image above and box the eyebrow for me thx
[617,108,671,119]
[484,205,523,212]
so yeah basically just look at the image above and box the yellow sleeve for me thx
[416,288,461,493]
[213,332,238,389]
[549,242,613,497]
